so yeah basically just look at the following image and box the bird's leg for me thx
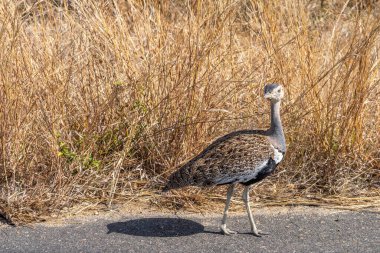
[220,183,237,235]
[242,186,268,237]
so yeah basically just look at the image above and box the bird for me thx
[163,83,286,237]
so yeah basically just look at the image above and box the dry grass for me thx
[0,0,380,223]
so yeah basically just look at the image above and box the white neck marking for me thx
[271,145,283,164]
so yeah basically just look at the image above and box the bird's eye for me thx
[277,89,281,93]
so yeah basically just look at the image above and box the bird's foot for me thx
[251,230,270,237]
[220,224,237,235]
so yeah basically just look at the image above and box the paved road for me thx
[1,208,379,253]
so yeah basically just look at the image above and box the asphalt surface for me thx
[1,208,379,253]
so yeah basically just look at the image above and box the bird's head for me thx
[264,83,284,101]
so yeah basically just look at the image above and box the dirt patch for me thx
[32,195,380,227]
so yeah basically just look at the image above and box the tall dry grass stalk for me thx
[0,0,379,223]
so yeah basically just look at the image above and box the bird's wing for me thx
[189,132,273,186]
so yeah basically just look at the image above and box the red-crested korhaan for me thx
[163,84,286,236]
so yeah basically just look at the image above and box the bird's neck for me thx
[268,100,286,152]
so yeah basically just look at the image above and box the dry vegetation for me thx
[0,0,380,223]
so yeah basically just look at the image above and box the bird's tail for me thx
[162,165,193,193]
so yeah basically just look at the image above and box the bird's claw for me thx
[221,228,238,235]
[220,225,237,235]
[252,230,270,237]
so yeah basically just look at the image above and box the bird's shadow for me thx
[107,217,218,237]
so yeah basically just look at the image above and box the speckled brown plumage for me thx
[163,129,275,191]
[163,83,286,236]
